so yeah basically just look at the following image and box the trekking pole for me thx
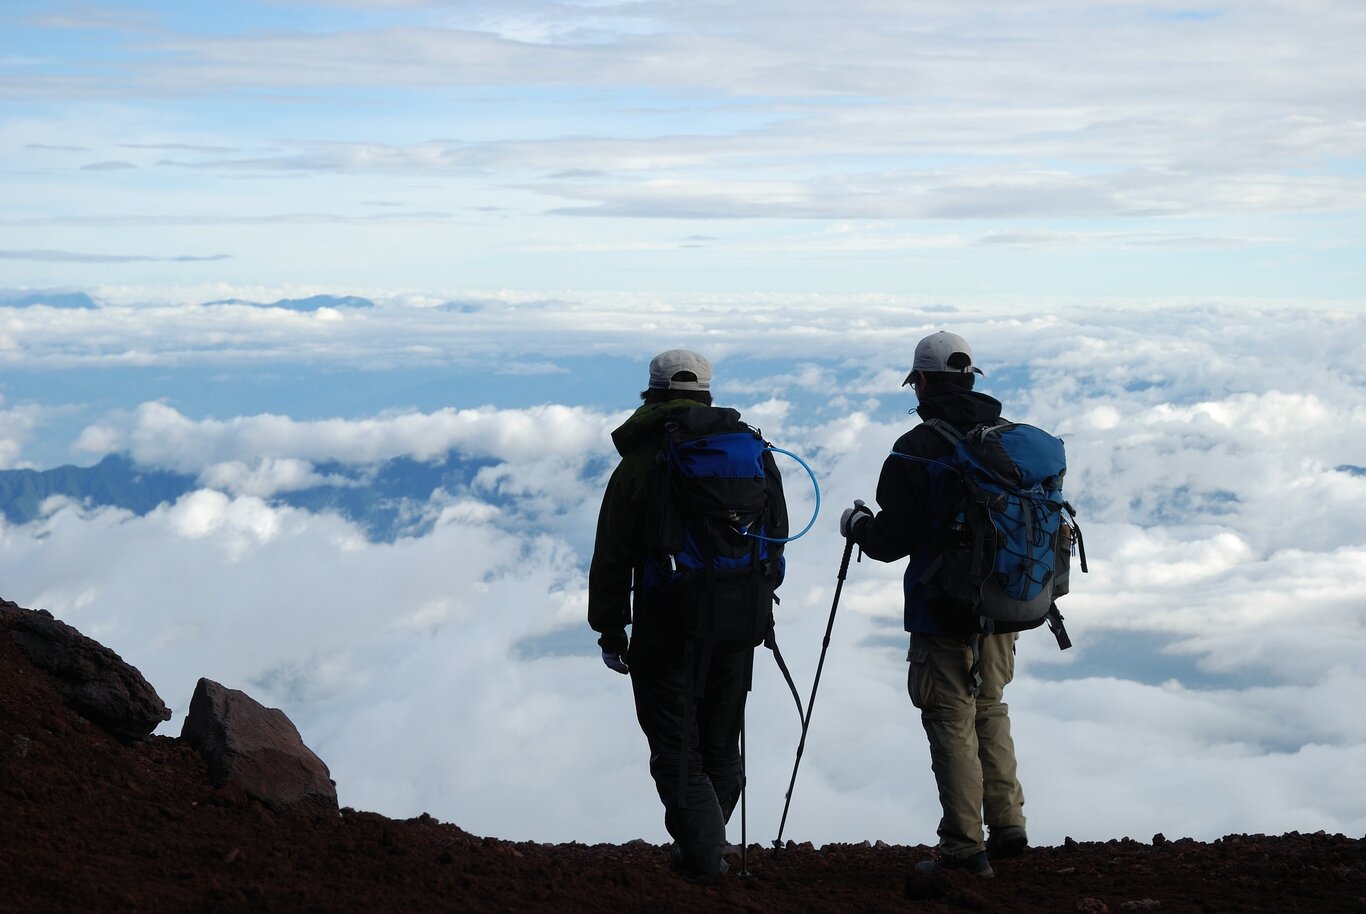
[773,535,856,850]
[738,644,757,876]
[739,710,750,876]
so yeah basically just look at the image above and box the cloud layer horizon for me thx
[2,297,1362,847]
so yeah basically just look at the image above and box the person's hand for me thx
[839,499,873,538]
[598,630,629,674]
[601,649,630,675]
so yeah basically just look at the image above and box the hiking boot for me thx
[986,826,1028,860]
[914,851,994,879]
[668,844,729,880]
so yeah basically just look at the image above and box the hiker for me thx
[588,349,788,879]
[840,331,1032,880]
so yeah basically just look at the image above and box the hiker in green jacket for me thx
[588,349,787,879]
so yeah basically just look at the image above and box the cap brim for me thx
[902,366,984,385]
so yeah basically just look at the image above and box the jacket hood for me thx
[915,385,1002,429]
[610,399,707,457]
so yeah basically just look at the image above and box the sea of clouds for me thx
[1,296,1363,846]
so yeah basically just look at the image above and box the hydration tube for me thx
[887,450,958,474]
[740,446,820,543]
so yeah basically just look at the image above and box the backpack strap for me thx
[968,633,984,697]
[764,626,805,724]
[905,419,962,588]
[916,554,943,586]
[1063,501,1089,574]
[922,417,965,450]
[1045,603,1072,650]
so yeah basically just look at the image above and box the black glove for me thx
[840,499,873,538]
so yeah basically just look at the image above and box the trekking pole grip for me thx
[836,534,855,582]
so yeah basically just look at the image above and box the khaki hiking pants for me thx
[908,632,1025,859]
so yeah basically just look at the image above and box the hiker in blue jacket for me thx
[840,331,1028,880]
[588,349,787,880]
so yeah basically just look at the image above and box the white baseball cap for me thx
[903,330,984,386]
[648,349,712,391]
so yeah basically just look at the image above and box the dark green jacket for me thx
[587,399,786,650]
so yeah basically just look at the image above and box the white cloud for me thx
[0,249,229,263]
[4,2,1365,296]
[198,458,338,497]
[76,400,619,472]
[3,302,1365,849]
[162,489,290,560]
[0,399,44,469]
[3,0,1363,847]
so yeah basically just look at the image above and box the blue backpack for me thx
[918,419,1086,649]
[642,406,806,824]
[642,406,785,649]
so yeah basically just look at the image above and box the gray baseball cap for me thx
[648,349,712,390]
[903,330,984,386]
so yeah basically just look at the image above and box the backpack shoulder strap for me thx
[912,418,972,589]
[667,405,747,438]
[922,417,965,450]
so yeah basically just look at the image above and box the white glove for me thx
[601,649,630,675]
[840,499,873,538]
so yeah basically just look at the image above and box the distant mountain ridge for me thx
[0,290,98,309]
[201,295,375,311]
[0,455,194,523]
[0,292,381,311]
[0,453,496,542]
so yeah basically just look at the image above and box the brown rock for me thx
[8,734,31,759]
[4,601,170,742]
[180,678,338,816]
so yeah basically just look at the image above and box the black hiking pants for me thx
[628,637,752,877]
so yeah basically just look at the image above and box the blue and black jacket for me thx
[851,385,1002,638]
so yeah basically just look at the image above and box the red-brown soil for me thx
[2,615,1363,913]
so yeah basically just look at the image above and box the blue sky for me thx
[4,0,1366,301]
[1,1,1364,850]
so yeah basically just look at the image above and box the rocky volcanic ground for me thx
[2,600,1363,913]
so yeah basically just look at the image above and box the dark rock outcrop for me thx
[2,598,170,741]
[180,677,339,816]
